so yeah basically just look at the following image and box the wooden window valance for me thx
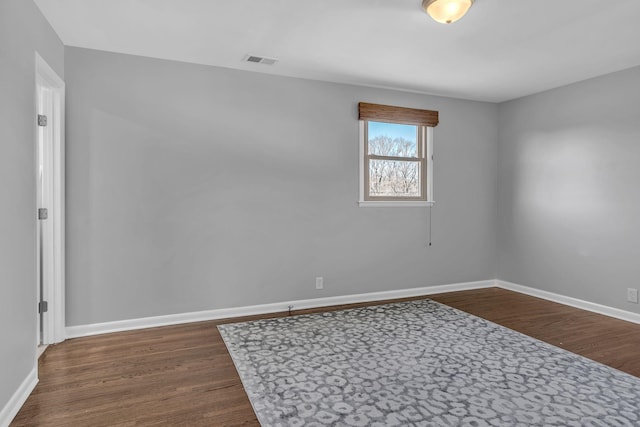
[358,102,439,127]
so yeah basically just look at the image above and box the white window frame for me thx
[358,120,434,207]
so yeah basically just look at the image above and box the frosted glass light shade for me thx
[422,0,474,24]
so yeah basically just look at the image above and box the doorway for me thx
[35,52,65,347]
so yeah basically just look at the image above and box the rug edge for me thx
[217,324,270,427]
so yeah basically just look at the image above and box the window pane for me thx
[369,159,421,197]
[368,121,418,158]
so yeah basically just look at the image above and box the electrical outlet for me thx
[627,288,638,304]
[315,277,323,290]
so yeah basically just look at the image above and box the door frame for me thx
[35,52,65,345]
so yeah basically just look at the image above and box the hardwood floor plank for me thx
[11,288,640,426]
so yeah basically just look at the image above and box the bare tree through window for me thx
[367,131,422,198]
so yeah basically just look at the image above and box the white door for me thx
[36,85,52,345]
[35,53,65,346]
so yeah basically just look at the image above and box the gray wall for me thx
[65,47,498,326]
[497,66,640,313]
[0,0,64,416]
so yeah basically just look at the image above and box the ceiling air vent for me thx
[244,55,278,66]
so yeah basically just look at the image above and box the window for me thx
[358,102,438,207]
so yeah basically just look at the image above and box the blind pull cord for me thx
[428,205,432,246]
[428,145,433,247]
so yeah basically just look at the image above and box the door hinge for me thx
[37,114,48,127]
[38,208,48,220]
[38,300,48,314]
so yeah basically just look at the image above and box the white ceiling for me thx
[34,0,640,102]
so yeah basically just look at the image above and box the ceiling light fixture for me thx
[422,0,474,24]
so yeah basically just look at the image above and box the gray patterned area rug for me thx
[218,300,640,426]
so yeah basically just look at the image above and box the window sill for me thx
[358,201,435,208]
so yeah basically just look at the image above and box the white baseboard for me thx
[65,278,640,340]
[65,279,493,338]
[0,368,38,427]
[496,280,640,325]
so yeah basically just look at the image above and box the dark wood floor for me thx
[12,287,640,426]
